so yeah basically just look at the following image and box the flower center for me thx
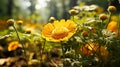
[52,27,69,39]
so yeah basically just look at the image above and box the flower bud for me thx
[7,19,15,26]
[17,20,23,25]
[49,17,56,22]
[99,14,108,20]
[25,29,31,34]
[107,6,116,12]
[69,9,78,15]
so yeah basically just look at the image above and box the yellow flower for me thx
[107,21,118,33]
[80,43,108,61]
[80,43,98,55]
[8,41,19,51]
[42,19,77,42]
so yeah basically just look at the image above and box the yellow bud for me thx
[107,6,117,12]
[49,17,56,22]
[99,14,108,20]
[7,19,15,26]
[25,29,31,34]
[69,9,78,15]
[17,20,23,25]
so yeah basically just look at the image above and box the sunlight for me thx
[35,0,50,9]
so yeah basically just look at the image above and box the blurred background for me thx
[0,0,119,23]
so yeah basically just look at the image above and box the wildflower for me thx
[80,43,108,61]
[80,45,92,55]
[69,9,78,15]
[8,41,19,51]
[7,19,15,26]
[17,20,23,25]
[25,29,31,34]
[49,17,56,22]
[107,6,117,12]
[107,21,118,33]
[89,5,99,11]
[42,19,77,42]
[99,14,108,20]
[80,43,98,55]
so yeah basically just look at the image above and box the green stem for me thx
[99,20,104,37]
[106,12,112,28]
[62,45,65,59]
[72,15,75,21]
[101,20,104,29]
[14,50,17,56]
[12,25,28,66]
[40,39,46,63]
[108,12,112,23]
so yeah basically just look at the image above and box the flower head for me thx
[25,29,32,34]
[42,19,77,42]
[17,20,23,25]
[107,6,117,12]
[80,43,108,61]
[99,14,108,20]
[7,19,15,26]
[8,41,19,51]
[49,17,56,22]
[69,9,78,15]
[107,21,118,33]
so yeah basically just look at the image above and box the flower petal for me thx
[66,20,77,32]
[42,23,54,38]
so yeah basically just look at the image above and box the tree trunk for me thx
[29,0,36,14]
[69,0,78,9]
[61,0,68,20]
[7,0,13,17]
